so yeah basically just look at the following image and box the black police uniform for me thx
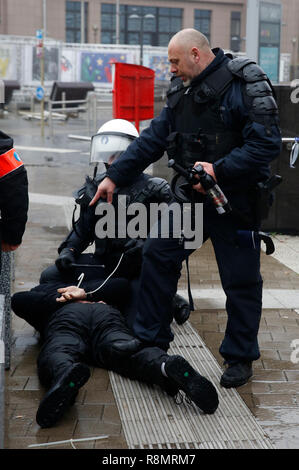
[104,49,282,362]
[12,280,219,427]
[11,281,177,395]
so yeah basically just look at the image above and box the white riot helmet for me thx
[90,119,139,167]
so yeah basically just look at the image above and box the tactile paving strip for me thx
[109,321,275,449]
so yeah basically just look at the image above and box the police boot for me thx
[164,356,219,414]
[172,294,191,325]
[36,363,90,428]
[220,362,252,388]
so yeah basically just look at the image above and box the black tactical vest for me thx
[166,59,244,168]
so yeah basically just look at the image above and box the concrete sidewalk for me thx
[2,112,299,450]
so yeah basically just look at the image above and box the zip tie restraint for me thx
[85,253,124,296]
[27,435,109,448]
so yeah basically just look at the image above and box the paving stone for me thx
[94,434,128,449]
[83,389,116,405]
[7,390,44,406]
[7,376,28,390]
[74,419,121,437]
[24,376,41,390]
[87,376,110,391]
[5,436,49,449]
[102,404,122,424]
[239,381,271,394]
[73,404,104,420]
[262,359,299,370]
[278,349,297,361]
[284,370,299,381]
[253,394,295,407]
[269,382,299,393]
[260,349,281,360]
[253,370,287,381]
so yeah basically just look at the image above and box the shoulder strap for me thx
[203,64,235,97]
[193,61,235,103]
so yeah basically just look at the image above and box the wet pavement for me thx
[1,111,299,450]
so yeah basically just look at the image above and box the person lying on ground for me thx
[11,278,219,428]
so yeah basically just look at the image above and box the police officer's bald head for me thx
[169,28,211,53]
[168,29,215,81]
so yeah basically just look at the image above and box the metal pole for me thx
[115,0,120,44]
[62,91,66,111]
[42,0,47,40]
[140,15,144,66]
[49,100,53,139]
[81,0,85,44]
[93,92,97,134]
[40,36,45,138]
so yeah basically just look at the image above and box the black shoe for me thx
[165,355,219,414]
[173,295,191,325]
[36,363,90,428]
[220,362,252,388]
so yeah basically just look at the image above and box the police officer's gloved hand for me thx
[55,247,77,272]
[122,239,145,277]
[123,239,144,259]
[172,294,191,325]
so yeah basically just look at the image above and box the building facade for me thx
[0,0,298,78]
[0,0,246,52]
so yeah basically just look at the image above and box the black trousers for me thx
[36,302,169,390]
[131,199,263,364]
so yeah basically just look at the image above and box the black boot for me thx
[220,362,252,388]
[165,355,219,414]
[36,362,90,428]
[172,294,191,325]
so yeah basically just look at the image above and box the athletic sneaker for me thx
[36,362,90,428]
[165,355,219,414]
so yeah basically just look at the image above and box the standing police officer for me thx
[90,29,282,388]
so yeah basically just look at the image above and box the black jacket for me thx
[0,131,28,245]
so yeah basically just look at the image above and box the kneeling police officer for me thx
[40,119,190,327]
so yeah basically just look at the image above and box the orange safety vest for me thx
[0,148,24,178]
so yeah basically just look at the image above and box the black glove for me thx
[55,247,77,272]
[119,239,145,279]
[172,294,190,325]
[123,239,144,264]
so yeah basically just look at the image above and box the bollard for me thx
[0,294,5,449]
[48,100,53,139]
[62,91,66,111]
[0,251,12,371]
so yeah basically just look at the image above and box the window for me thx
[231,11,241,52]
[100,4,182,46]
[66,1,88,43]
[194,10,211,43]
